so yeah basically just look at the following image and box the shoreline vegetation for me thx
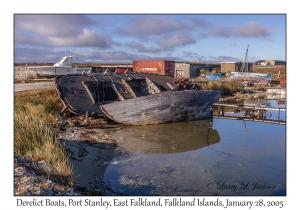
[14,89,73,186]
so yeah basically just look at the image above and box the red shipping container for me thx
[133,60,175,78]
[278,75,286,88]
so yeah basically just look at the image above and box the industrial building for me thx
[174,62,214,78]
[221,62,253,73]
[255,60,286,66]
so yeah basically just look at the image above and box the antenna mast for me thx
[240,44,249,72]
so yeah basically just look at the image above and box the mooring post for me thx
[222,106,224,117]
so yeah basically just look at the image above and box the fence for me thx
[14,66,37,80]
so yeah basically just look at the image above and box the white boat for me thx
[26,56,92,78]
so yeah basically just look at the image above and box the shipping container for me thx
[278,75,286,88]
[133,60,175,78]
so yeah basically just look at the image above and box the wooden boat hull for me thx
[100,89,221,125]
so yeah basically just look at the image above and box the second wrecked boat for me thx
[55,72,221,125]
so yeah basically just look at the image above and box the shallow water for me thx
[65,100,286,196]
[102,119,286,196]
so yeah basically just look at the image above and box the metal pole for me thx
[25,64,27,80]
[222,106,224,117]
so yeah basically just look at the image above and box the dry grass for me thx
[14,111,73,185]
[14,88,73,185]
[14,88,63,123]
[193,78,244,95]
[14,79,24,84]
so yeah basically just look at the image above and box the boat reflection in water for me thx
[101,119,222,196]
[63,119,220,193]
[113,119,220,154]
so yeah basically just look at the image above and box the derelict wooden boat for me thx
[55,72,221,125]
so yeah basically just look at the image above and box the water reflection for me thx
[62,120,221,192]
[243,98,286,108]
[61,140,115,187]
[102,118,285,196]
[113,119,220,154]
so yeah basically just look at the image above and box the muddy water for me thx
[64,100,286,196]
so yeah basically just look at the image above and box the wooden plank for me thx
[82,81,96,104]
[145,77,161,94]
[121,79,137,98]
[101,90,221,125]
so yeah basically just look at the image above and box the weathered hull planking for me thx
[55,72,221,125]
[100,89,221,125]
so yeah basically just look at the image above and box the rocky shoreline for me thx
[14,114,128,196]
[14,156,127,196]
[14,157,83,196]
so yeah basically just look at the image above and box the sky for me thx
[14,14,286,64]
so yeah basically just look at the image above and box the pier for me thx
[213,103,286,125]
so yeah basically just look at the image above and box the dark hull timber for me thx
[100,89,221,125]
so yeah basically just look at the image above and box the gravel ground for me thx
[14,81,55,92]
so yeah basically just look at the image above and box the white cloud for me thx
[158,32,196,48]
